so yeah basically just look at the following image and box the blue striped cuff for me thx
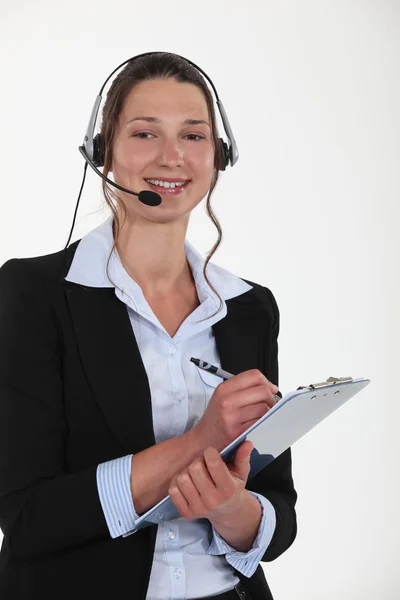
[207,492,276,577]
[96,454,139,539]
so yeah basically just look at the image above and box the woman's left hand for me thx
[168,440,254,521]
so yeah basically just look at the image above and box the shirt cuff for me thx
[207,492,276,577]
[96,454,139,538]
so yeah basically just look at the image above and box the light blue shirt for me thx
[65,216,276,599]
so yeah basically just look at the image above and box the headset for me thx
[64,51,239,250]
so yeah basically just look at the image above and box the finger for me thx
[223,369,278,395]
[228,441,253,481]
[175,469,207,518]
[239,401,271,425]
[238,389,278,427]
[203,447,236,497]
[235,440,254,460]
[169,482,192,519]
[228,385,278,417]
[188,457,221,510]
[266,389,279,408]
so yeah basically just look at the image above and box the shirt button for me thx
[176,392,184,401]
[167,530,176,540]
[168,345,176,355]
[173,568,182,579]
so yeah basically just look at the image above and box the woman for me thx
[0,52,297,600]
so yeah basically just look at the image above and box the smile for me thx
[144,179,191,195]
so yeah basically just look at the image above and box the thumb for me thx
[234,440,254,465]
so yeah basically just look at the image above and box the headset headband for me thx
[82,51,239,169]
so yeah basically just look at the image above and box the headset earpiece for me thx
[92,133,105,168]
[218,138,230,171]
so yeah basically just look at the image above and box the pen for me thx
[190,357,281,402]
[190,357,235,380]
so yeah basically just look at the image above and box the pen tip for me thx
[190,357,199,365]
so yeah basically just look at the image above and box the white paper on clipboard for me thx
[124,376,371,535]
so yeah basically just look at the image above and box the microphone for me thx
[78,145,162,207]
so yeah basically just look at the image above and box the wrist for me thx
[208,491,262,552]
[209,489,255,526]
[182,426,206,456]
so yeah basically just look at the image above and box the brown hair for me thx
[99,52,225,321]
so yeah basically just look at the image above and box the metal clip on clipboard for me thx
[297,376,353,391]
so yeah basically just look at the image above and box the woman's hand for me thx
[168,440,254,521]
[191,369,278,453]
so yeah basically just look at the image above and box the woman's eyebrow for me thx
[126,116,210,128]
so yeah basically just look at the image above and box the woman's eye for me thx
[133,132,153,139]
[132,132,205,140]
[185,134,204,141]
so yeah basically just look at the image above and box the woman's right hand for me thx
[191,369,279,453]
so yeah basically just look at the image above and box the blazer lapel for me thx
[65,284,156,455]
[214,285,268,378]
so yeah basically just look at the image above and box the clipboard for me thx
[123,376,370,535]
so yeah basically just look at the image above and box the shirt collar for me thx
[65,216,252,304]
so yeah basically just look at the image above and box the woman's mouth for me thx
[144,178,191,195]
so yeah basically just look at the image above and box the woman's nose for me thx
[156,139,184,168]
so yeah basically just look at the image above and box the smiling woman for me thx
[113,79,213,206]
[112,77,215,205]
[0,51,297,600]
[98,56,228,315]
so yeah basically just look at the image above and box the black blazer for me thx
[0,240,297,600]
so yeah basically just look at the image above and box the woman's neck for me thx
[112,216,194,296]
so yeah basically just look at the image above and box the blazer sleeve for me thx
[0,259,109,560]
[245,286,298,562]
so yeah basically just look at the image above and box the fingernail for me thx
[272,385,279,393]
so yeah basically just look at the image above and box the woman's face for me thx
[111,77,216,224]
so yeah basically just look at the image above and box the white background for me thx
[1,1,399,598]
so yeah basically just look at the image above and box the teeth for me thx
[146,179,186,189]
